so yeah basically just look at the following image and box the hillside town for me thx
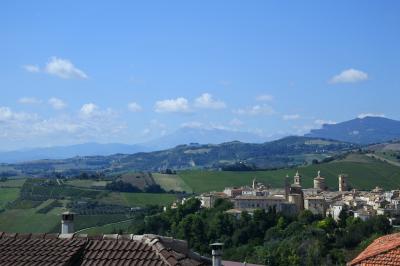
[196,171,400,224]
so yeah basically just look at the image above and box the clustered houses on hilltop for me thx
[196,171,400,224]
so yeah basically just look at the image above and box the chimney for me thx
[210,243,223,266]
[61,211,75,234]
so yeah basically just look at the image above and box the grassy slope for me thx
[65,179,110,188]
[152,173,193,193]
[101,192,177,207]
[0,201,64,233]
[77,219,133,235]
[179,154,400,193]
[0,178,26,188]
[0,188,20,208]
[0,177,176,233]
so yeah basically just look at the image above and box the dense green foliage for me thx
[105,180,142,192]
[67,200,131,215]
[129,198,392,265]
[106,180,166,193]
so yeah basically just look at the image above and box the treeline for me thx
[128,198,392,265]
[105,180,166,193]
[19,178,104,202]
[221,162,257,171]
[67,201,132,215]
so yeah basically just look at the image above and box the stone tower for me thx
[290,172,304,210]
[313,170,326,191]
[284,174,290,200]
[294,171,302,186]
[339,174,348,192]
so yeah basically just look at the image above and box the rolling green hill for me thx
[177,154,400,193]
[0,136,358,177]
[0,177,176,234]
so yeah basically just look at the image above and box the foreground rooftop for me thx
[348,232,400,266]
[0,232,211,266]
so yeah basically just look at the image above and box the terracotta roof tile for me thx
[0,232,211,266]
[349,233,400,265]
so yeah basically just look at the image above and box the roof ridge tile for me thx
[349,233,400,265]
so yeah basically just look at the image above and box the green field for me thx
[0,153,399,234]
[0,200,65,233]
[77,219,133,235]
[179,154,400,193]
[0,188,20,208]
[0,176,176,233]
[65,179,110,188]
[74,214,129,231]
[102,192,177,207]
[0,178,26,188]
[152,173,192,193]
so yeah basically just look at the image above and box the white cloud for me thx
[45,57,88,79]
[0,106,126,149]
[292,124,316,135]
[314,119,337,126]
[48,97,67,110]
[233,104,275,116]
[256,94,274,102]
[0,107,37,122]
[330,68,368,84]
[0,107,13,121]
[139,119,168,138]
[180,121,231,131]
[80,103,98,116]
[358,113,386,119]
[18,97,42,105]
[194,93,226,109]
[229,118,244,127]
[181,121,204,129]
[155,97,190,113]
[128,102,142,112]
[23,65,40,73]
[283,114,301,120]
[141,128,151,136]
[150,119,167,129]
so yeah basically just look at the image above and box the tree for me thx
[105,180,141,192]
[144,184,165,193]
[371,215,391,234]
[298,210,316,224]
[338,209,350,228]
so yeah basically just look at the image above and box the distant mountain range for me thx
[0,143,148,163]
[0,136,358,177]
[144,127,267,151]
[0,127,268,163]
[306,116,400,144]
[1,116,400,164]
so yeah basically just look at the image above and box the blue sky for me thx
[1,1,399,150]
